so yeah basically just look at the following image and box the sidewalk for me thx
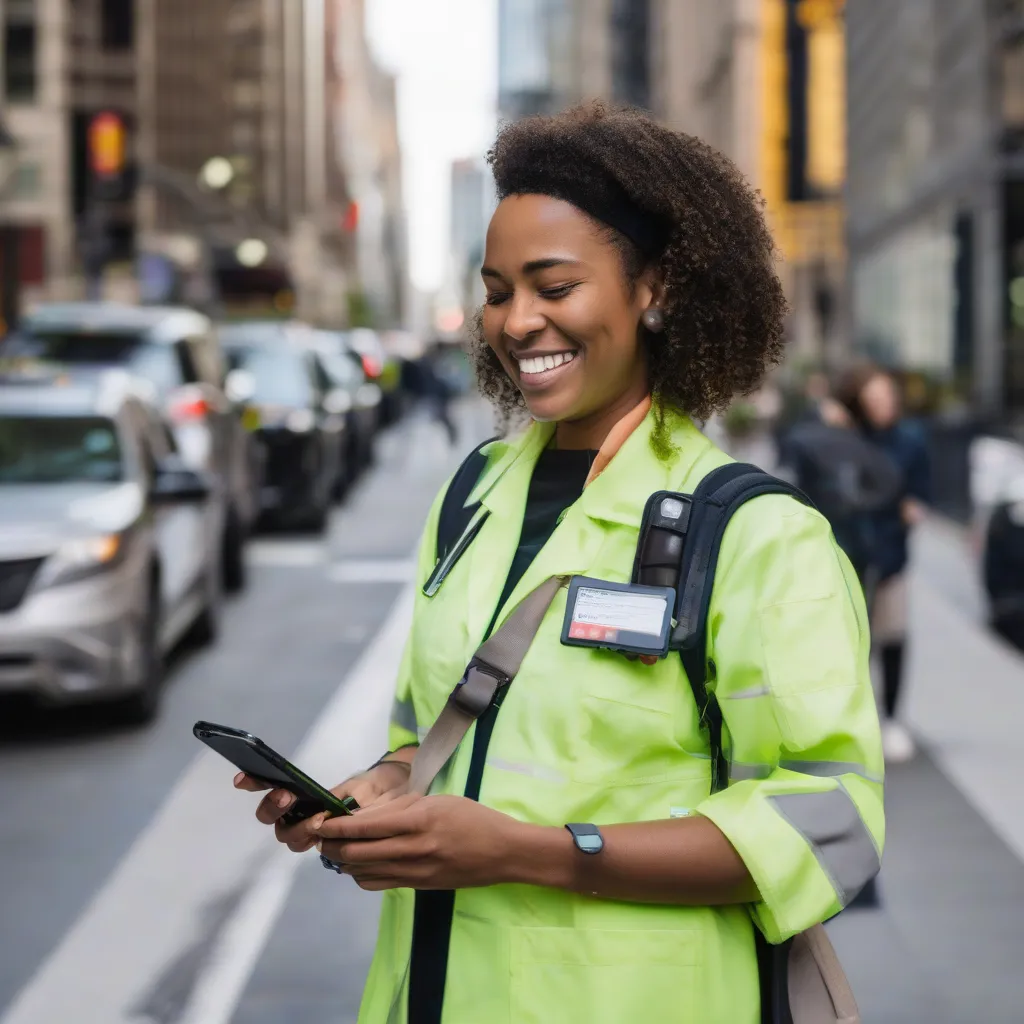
[718,425,1024,1019]
[827,518,1024,1023]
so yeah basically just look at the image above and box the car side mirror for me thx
[151,455,212,504]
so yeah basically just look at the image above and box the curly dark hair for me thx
[471,102,788,425]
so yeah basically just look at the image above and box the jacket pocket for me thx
[509,926,700,1024]
[571,695,708,787]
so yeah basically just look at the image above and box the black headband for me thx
[571,193,666,257]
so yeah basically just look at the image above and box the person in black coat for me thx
[836,365,930,765]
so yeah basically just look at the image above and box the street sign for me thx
[88,112,125,178]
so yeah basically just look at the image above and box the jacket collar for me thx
[467,403,714,527]
[459,404,714,640]
[580,407,713,527]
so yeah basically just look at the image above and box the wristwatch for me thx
[565,822,604,854]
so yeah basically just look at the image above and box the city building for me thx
[136,0,349,321]
[663,0,847,366]
[0,0,404,328]
[449,158,491,315]
[1,0,84,314]
[846,0,1007,420]
[497,0,574,120]
[331,0,407,328]
[495,0,847,365]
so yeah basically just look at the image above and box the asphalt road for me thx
[0,405,485,1023]
[1,406,1023,1024]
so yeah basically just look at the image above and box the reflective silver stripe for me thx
[769,783,880,906]
[390,695,418,734]
[780,759,883,785]
[726,683,770,700]
[728,761,773,781]
[487,758,567,784]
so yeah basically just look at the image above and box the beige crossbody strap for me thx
[789,923,861,1024]
[407,576,565,797]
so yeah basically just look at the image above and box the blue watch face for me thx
[576,833,603,853]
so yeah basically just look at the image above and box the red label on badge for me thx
[569,620,619,643]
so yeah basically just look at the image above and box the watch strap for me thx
[565,822,604,854]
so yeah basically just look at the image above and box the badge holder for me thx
[560,491,692,661]
[561,576,675,658]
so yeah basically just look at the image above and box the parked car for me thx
[0,366,221,722]
[217,321,348,531]
[310,330,381,489]
[2,303,258,592]
[343,328,403,425]
[971,435,1024,648]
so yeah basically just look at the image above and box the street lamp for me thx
[235,238,268,268]
[199,156,235,191]
[0,118,21,335]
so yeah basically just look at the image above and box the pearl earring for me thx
[642,308,664,332]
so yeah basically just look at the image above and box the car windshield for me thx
[218,323,290,347]
[0,415,124,484]
[3,329,185,397]
[225,347,312,406]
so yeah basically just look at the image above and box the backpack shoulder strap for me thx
[672,462,813,793]
[435,436,496,562]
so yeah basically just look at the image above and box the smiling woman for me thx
[472,102,788,447]
[233,102,883,1024]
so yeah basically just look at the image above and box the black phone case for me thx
[193,721,358,824]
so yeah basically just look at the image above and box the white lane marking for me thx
[177,848,297,1024]
[0,586,413,1024]
[248,541,326,567]
[327,559,416,583]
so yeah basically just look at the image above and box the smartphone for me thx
[194,720,359,825]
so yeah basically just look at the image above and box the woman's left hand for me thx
[315,794,525,891]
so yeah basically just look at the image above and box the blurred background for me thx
[0,2,1022,1023]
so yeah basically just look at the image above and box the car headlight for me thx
[286,409,316,433]
[37,533,124,589]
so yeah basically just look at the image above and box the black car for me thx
[2,303,259,592]
[218,322,348,532]
[310,330,381,492]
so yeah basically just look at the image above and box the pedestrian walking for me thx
[234,103,882,1024]
[778,386,904,582]
[835,365,930,765]
[410,342,458,447]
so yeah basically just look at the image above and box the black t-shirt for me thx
[493,447,595,616]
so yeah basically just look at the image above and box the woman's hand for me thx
[232,759,412,854]
[315,793,524,891]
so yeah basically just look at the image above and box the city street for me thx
[1,407,1023,1024]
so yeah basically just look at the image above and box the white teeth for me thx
[518,352,575,375]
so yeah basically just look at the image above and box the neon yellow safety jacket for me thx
[361,408,884,1024]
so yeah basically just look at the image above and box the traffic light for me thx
[88,112,125,179]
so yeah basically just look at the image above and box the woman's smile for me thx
[512,348,580,390]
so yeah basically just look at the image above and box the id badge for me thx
[560,576,675,658]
